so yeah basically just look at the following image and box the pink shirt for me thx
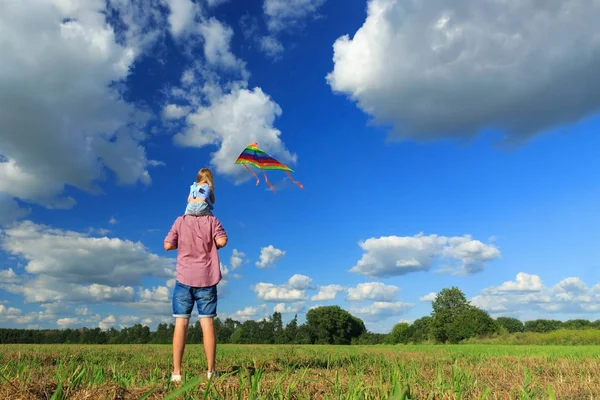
[164,215,227,287]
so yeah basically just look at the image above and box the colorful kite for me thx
[234,142,303,193]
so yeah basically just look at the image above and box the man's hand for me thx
[215,236,228,249]
[164,241,176,251]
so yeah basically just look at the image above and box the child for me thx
[185,168,215,216]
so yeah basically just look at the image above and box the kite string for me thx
[262,170,276,193]
[285,171,304,189]
[243,164,260,186]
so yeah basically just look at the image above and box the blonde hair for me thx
[196,168,215,204]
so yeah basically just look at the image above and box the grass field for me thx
[1,343,598,399]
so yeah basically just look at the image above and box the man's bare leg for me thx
[200,317,216,373]
[172,317,189,375]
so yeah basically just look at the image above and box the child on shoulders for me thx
[185,168,215,216]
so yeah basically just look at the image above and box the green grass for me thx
[1,344,598,399]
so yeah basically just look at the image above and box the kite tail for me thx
[243,164,260,186]
[262,170,276,193]
[285,171,304,189]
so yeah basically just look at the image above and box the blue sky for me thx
[1,0,600,333]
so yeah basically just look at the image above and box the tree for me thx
[431,287,471,343]
[305,306,366,344]
[388,322,413,344]
[285,315,299,344]
[446,307,500,343]
[496,317,524,333]
[410,316,433,343]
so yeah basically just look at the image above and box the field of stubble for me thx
[0,344,598,399]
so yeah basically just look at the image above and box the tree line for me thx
[1,287,599,345]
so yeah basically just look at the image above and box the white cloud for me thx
[351,301,414,322]
[228,305,269,322]
[99,315,117,330]
[419,292,437,302]
[172,81,297,182]
[253,283,306,302]
[0,221,174,287]
[119,315,141,325]
[164,0,200,38]
[256,245,286,268]
[471,273,600,316]
[346,282,399,302]
[260,36,284,59]
[75,306,92,316]
[207,0,230,7]
[263,0,327,33]
[162,104,192,120]
[109,217,118,225]
[230,249,246,270]
[274,301,305,314]
[57,317,80,328]
[350,233,500,278]
[287,274,312,290]
[199,18,247,72]
[0,268,20,284]
[252,274,313,302]
[482,272,544,294]
[310,284,344,301]
[0,305,22,316]
[0,195,30,226]
[327,0,600,144]
[0,0,159,211]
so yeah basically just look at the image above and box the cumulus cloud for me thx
[253,283,306,302]
[351,301,414,322]
[0,195,30,226]
[263,0,326,33]
[274,301,305,314]
[99,315,117,330]
[471,273,600,316]
[350,233,500,278]
[161,12,298,183]
[230,249,246,270]
[0,0,162,211]
[164,0,200,38]
[420,292,437,302]
[287,274,312,290]
[162,104,192,120]
[346,282,399,302]
[327,0,600,144]
[256,245,286,268]
[252,274,313,302]
[57,317,81,328]
[311,284,344,301]
[227,305,269,322]
[0,221,174,287]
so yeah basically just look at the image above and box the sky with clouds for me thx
[1,0,600,333]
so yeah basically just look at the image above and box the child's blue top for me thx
[185,183,214,215]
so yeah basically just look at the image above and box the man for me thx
[163,214,228,381]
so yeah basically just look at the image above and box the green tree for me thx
[496,317,524,333]
[410,316,432,343]
[431,287,471,343]
[388,322,413,344]
[285,315,299,344]
[305,306,366,344]
[446,306,500,343]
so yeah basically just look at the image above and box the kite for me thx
[234,142,303,193]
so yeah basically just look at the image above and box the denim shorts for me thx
[172,280,218,319]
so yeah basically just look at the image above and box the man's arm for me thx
[164,217,180,251]
[215,235,228,249]
[213,217,228,249]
